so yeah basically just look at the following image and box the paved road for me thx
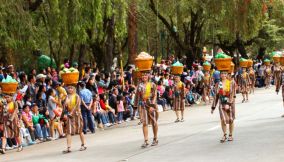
[2,87,284,162]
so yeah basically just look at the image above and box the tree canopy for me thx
[0,0,283,71]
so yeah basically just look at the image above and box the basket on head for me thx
[0,82,18,94]
[247,59,253,67]
[273,55,280,63]
[171,66,183,75]
[239,61,248,68]
[280,56,284,66]
[229,62,235,74]
[61,72,79,85]
[214,58,232,71]
[203,65,211,71]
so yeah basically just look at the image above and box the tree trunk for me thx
[69,44,76,66]
[258,47,266,60]
[78,44,87,78]
[127,0,138,64]
[104,16,115,73]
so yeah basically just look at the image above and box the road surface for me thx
[2,87,284,162]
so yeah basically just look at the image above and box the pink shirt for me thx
[22,111,32,122]
[117,101,124,112]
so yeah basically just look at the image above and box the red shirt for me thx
[99,99,107,110]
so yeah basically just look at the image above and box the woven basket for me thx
[133,70,142,79]
[0,82,18,94]
[135,58,154,71]
[61,72,79,85]
[203,65,211,71]
[280,57,284,66]
[247,59,253,67]
[264,61,271,66]
[214,58,232,71]
[239,61,248,68]
[171,66,184,75]
[273,56,280,63]
[229,62,235,74]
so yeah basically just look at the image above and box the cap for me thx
[36,74,46,79]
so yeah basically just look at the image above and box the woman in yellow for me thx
[203,71,211,104]
[239,67,250,103]
[1,95,23,154]
[273,62,282,94]
[264,64,272,89]
[248,66,256,94]
[62,86,86,153]
[173,75,185,122]
[137,72,158,148]
[211,71,235,143]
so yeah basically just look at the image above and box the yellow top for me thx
[177,81,183,89]
[224,79,231,93]
[143,82,152,100]
[68,94,77,112]
[7,102,15,114]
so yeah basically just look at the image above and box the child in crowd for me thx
[116,95,124,124]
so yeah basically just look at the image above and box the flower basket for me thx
[203,65,211,71]
[0,82,18,94]
[273,56,280,63]
[134,58,154,71]
[171,66,184,75]
[133,70,142,79]
[61,72,79,85]
[280,57,284,66]
[214,58,232,71]
[239,61,248,68]
[247,59,253,67]
[264,61,271,66]
[229,62,235,74]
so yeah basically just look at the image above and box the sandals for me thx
[220,134,227,143]
[141,140,149,148]
[0,148,6,154]
[175,119,180,123]
[180,118,184,122]
[151,139,159,146]
[79,144,87,151]
[242,99,245,103]
[62,147,71,154]
[17,145,23,152]
[228,135,234,141]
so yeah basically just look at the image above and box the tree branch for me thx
[149,0,187,50]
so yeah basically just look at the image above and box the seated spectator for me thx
[22,105,36,142]
[93,95,111,128]
[31,104,50,141]
[99,94,116,125]
[122,92,134,121]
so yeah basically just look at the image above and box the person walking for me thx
[62,86,86,153]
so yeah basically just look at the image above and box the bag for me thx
[53,107,62,117]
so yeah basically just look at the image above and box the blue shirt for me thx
[79,88,92,104]
[213,70,220,83]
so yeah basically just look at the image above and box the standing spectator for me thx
[109,88,118,113]
[96,74,110,94]
[27,74,37,103]
[79,82,95,134]
[116,95,124,124]
[86,75,98,96]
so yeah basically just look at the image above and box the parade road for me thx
[2,87,284,162]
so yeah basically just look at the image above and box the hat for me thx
[52,80,61,87]
[36,74,46,79]
[73,62,78,67]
